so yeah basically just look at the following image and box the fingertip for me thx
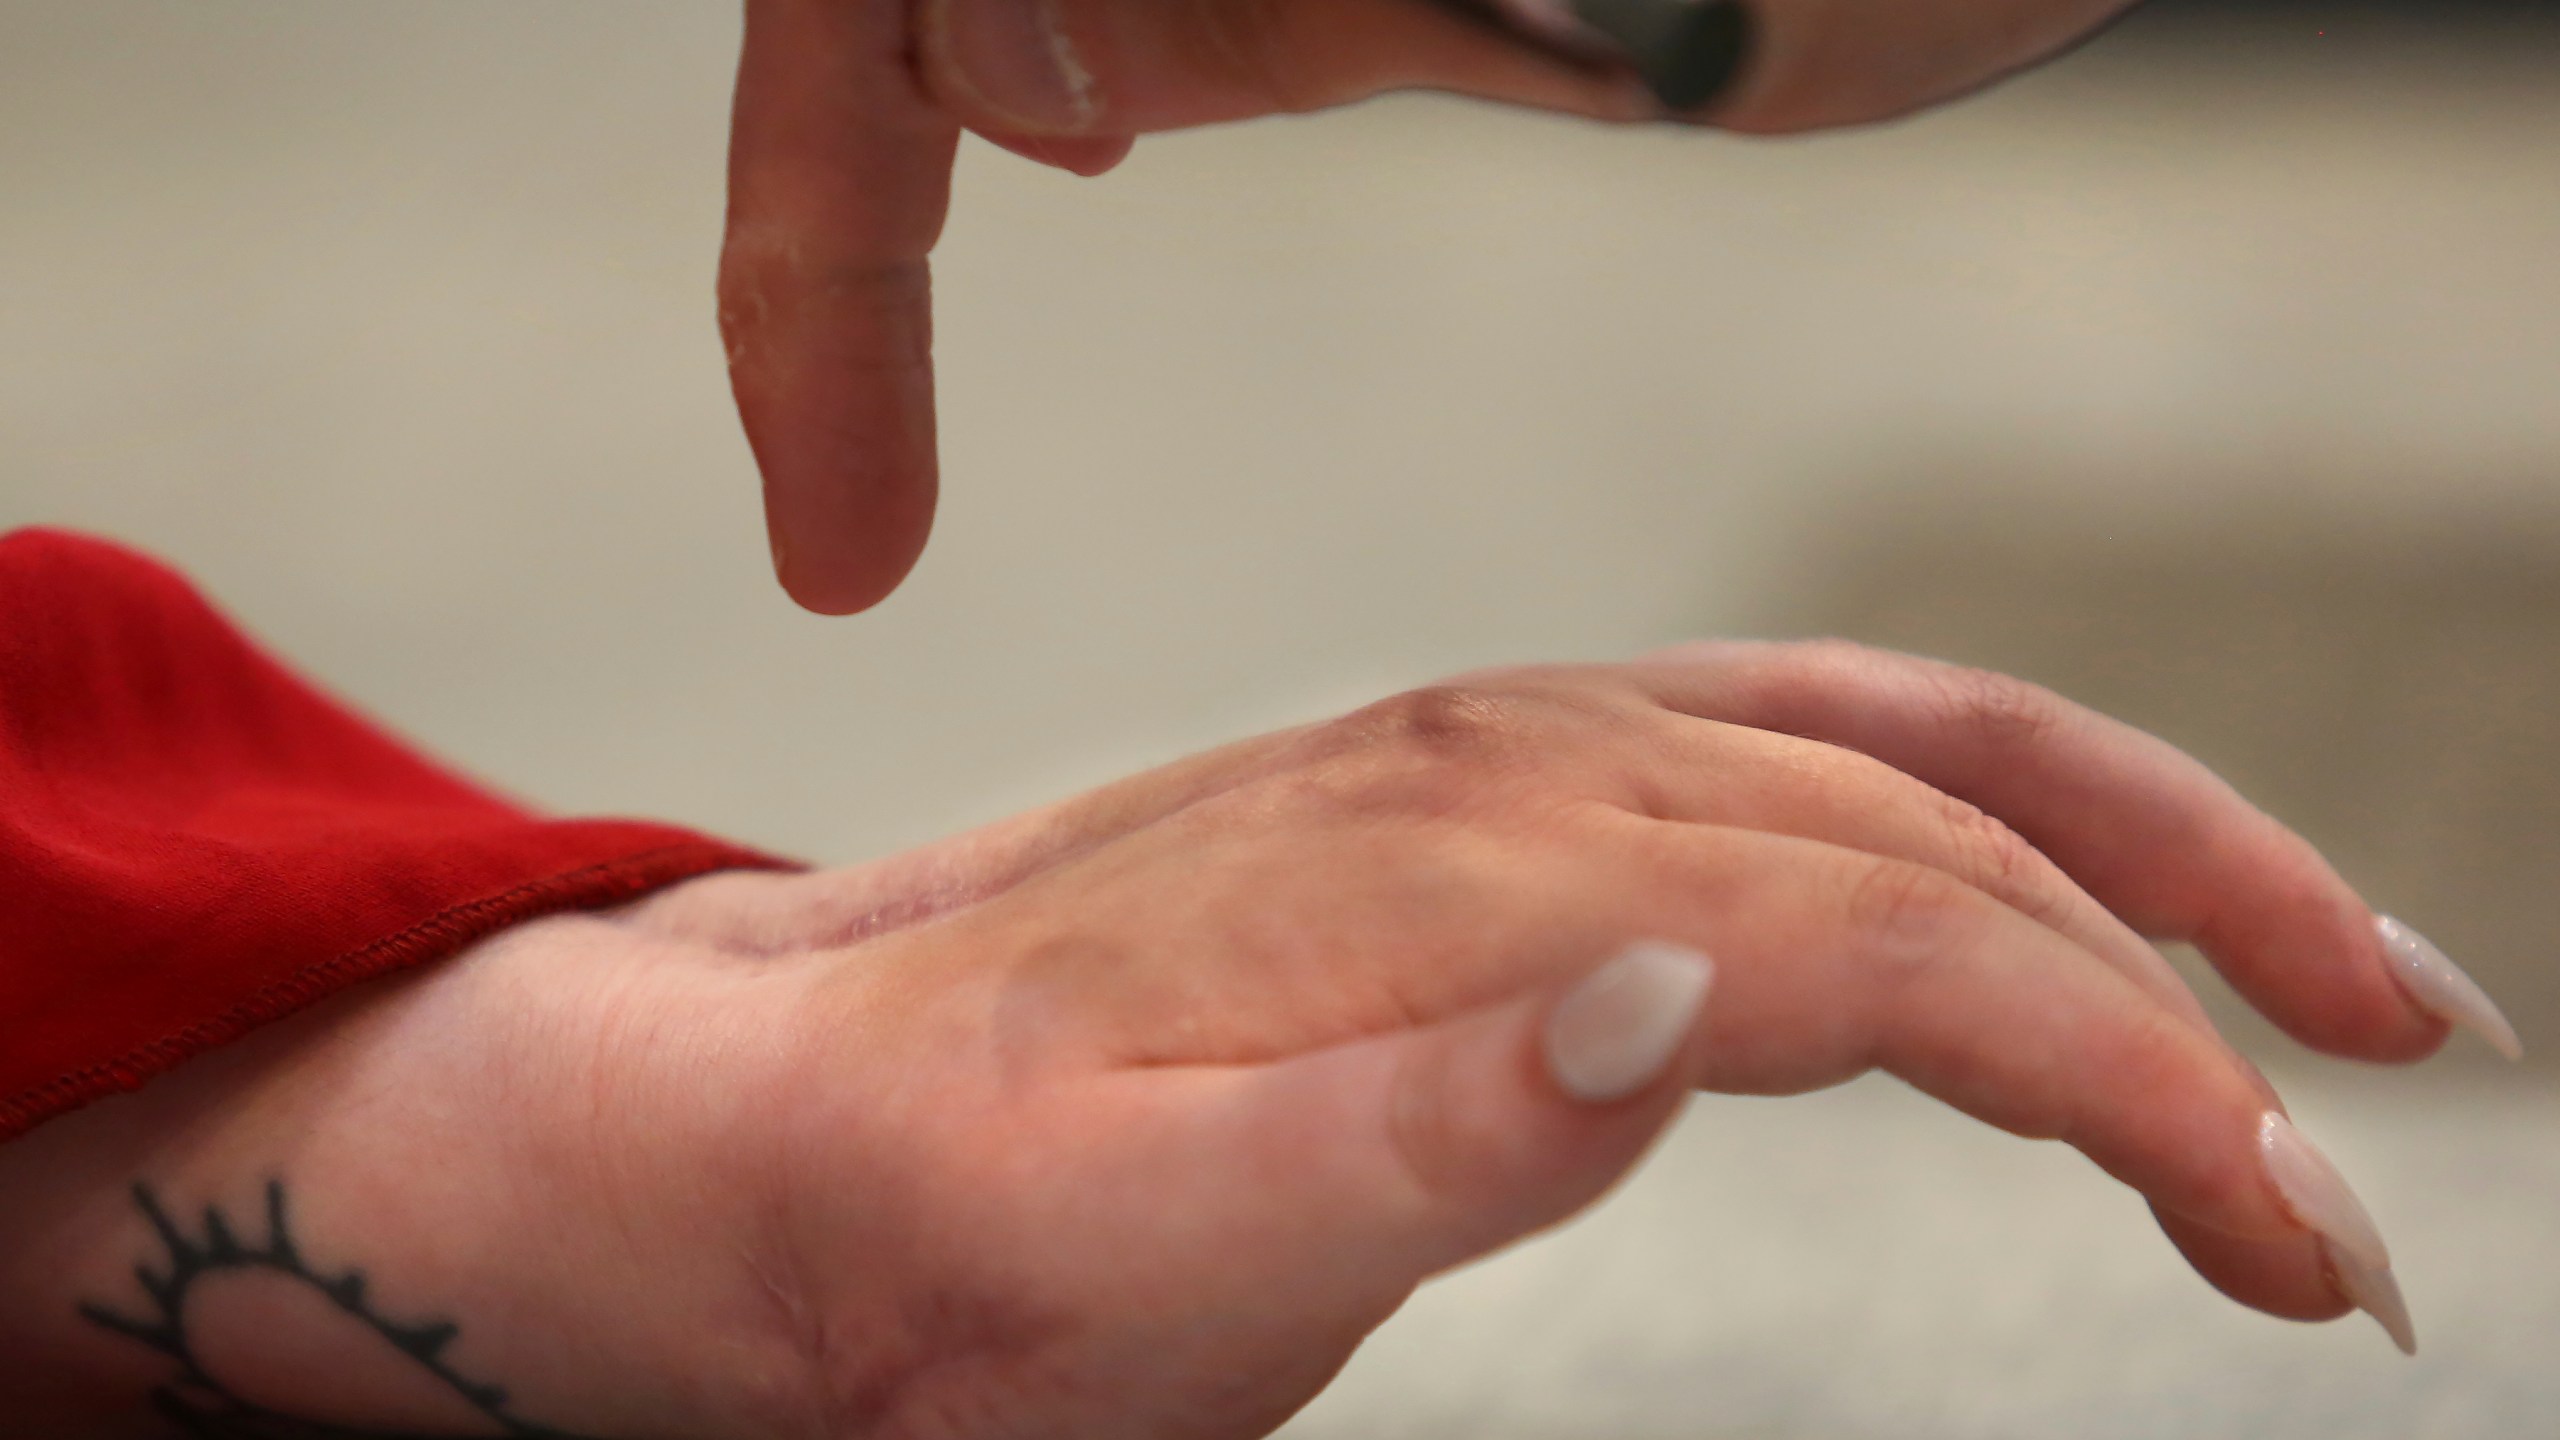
[1047,134,1137,177]
[976,129,1138,176]
[1388,983,1696,1225]
[724,253,944,616]
[765,499,933,615]
[2154,1204,2351,1324]
[2158,1203,2421,1355]
[2195,891,2448,1065]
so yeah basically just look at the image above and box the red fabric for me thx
[0,527,795,1144]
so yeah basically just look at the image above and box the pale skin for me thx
[0,642,2457,1438]
[721,0,2148,612]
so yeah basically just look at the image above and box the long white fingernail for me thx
[2329,1240,2419,1356]
[2376,915,2523,1061]
[1543,941,1714,1104]
[2259,1112,2391,1273]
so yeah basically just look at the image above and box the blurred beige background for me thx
[4,3,2555,1435]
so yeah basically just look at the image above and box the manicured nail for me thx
[2259,1112,2391,1273]
[1543,941,1714,1103]
[2328,1241,2418,1356]
[2376,915,2523,1061]
[929,0,1099,132]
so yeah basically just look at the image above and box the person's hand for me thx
[1,643,2508,1437]
[721,0,2143,612]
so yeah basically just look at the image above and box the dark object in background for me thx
[1465,0,1752,113]
[1567,0,1752,111]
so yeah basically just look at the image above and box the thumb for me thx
[1179,941,1715,1290]
[916,0,1654,138]
[913,0,2139,139]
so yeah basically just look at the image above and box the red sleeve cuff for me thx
[0,528,799,1144]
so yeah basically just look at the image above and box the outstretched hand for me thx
[719,0,2143,612]
[4,644,2504,1437]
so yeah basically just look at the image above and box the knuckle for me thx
[1937,664,2065,754]
[1840,854,1980,958]
[1331,685,1533,771]
[1725,638,1884,719]
[1936,795,2061,915]
[1289,686,1536,821]
[1281,682,1641,828]
[714,240,792,359]
[1816,744,2079,934]
[716,245,930,372]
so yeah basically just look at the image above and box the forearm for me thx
[0,921,821,1440]
[0,1038,226,1437]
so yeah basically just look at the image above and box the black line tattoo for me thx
[78,1180,600,1440]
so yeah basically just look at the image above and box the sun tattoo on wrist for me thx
[77,1179,599,1440]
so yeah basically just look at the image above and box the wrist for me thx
[0,913,831,1438]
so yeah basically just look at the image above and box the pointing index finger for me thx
[722,0,961,614]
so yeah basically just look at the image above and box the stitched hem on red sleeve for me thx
[0,839,799,1146]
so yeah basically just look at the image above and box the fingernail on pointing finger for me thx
[2259,1112,2391,1272]
[2329,1240,2419,1356]
[1544,941,1713,1104]
[2376,915,2523,1061]
[929,0,1099,133]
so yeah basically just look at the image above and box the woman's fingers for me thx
[940,679,2421,1338]
[1608,713,2218,1034]
[1636,642,2520,1062]
[722,0,961,615]
[1118,807,2404,1342]
[1613,821,2413,1344]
